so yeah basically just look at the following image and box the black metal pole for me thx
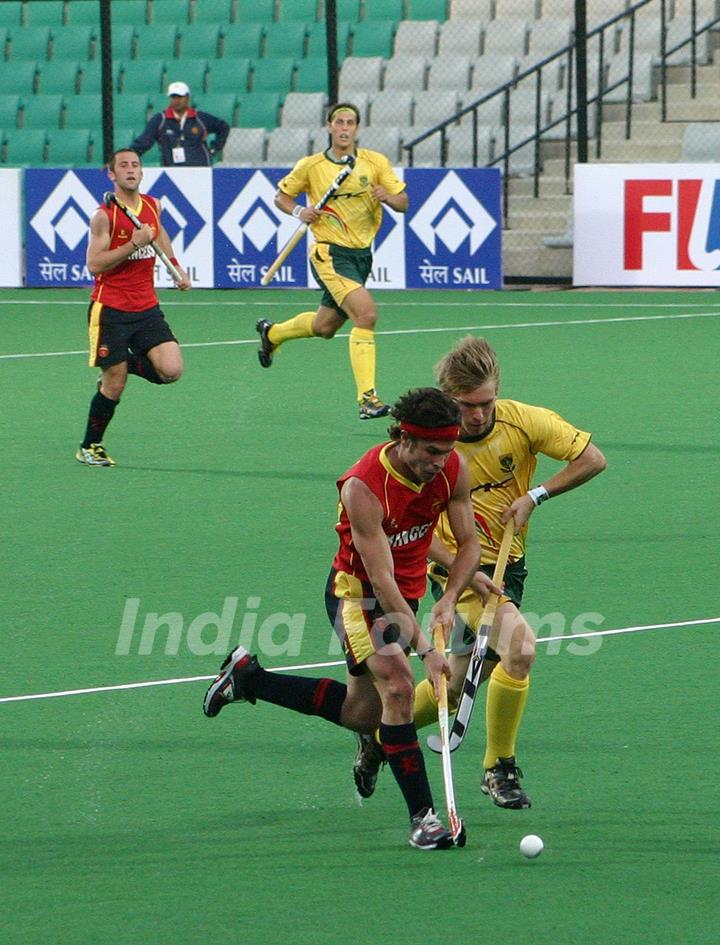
[325,0,339,104]
[575,0,588,165]
[99,0,114,163]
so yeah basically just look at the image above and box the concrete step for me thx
[503,241,572,279]
[505,210,569,232]
[598,140,682,160]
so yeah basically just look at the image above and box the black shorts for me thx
[87,302,177,368]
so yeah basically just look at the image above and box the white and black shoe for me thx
[408,808,453,850]
[203,646,260,718]
[481,756,532,809]
[352,733,386,798]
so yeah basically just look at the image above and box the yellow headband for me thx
[329,106,358,122]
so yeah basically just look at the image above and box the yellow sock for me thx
[412,678,459,730]
[267,311,315,347]
[349,326,377,400]
[483,663,529,769]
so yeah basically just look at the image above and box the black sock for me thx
[127,352,163,384]
[248,668,346,726]
[81,390,117,448]
[379,721,434,819]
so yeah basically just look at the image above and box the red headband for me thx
[400,421,460,441]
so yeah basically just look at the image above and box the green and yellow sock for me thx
[267,311,315,347]
[483,663,529,769]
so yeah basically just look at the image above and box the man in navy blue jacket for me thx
[130,81,230,167]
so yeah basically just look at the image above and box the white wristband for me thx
[291,205,303,218]
[527,485,549,506]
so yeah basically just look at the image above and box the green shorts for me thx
[309,242,373,316]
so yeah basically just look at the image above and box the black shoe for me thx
[203,645,260,717]
[481,756,532,809]
[352,733,386,798]
[358,389,390,420]
[256,319,276,367]
[408,808,453,850]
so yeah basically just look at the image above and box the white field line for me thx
[1,616,717,705]
[1,309,719,361]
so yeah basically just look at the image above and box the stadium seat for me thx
[111,25,138,60]
[219,126,267,164]
[338,56,383,94]
[266,126,313,164]
[413,90,459,128]
[195,92,239,124]
[0,61,39,95]
[2,129,49,165]
[165,59,209,95]
[358,125,402,163]
[494,0,540,19]
[427,56,471,92]
[280,91,327,127]
[450,0,493,18]
[236,0,277,23]
[382,56,428,92]
[437,20,482,57]
[0,3,22,28]
[407,131,444,166]
[527,20,573,61]
[205,58,251,92]
[77,61,124,95]
[294,56,328,92]
[0,94,22,129]
[6,27,51,60]
[263,23,308,60]
[37,59,81,94]
[368,90,413,127]
[406,0,449,20]
[49,26,95,61]
[150,0,191,25]
[306,21,351,59]
[336,0,361,22]
[23,1,66,27]
[113,94,155,128]
[236,91,282,127]
[113,125,139,148]
[604,52,656,103]
[111,0,149,26]
[63,94,103,129]
[134,24,180,60]
[19,94,64,129]
[363,0,403,21]
[493,122,541,177]
[177,24,223,59]
[482,21,529,56]
[48,128,93,165]
[350,20,396,58]
[250,58,296,94]
[277,0,319,22]
[222,24,264,58]
[446,123,493,166]
[393,20,439,57]
[191,0,235,24]
[468,55,518,95]
[119,59,166,94]
[682,121,720,161]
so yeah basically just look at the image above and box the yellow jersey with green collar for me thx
[434,399,592,564]
[277,149,405,249]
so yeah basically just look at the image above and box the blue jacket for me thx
[131,106,230,167]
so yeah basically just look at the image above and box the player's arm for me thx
[86,208,153,275]
[156,215,192,290]
[341,478,450,687]
[502,441,607,531]
[371,185,408,213]
[274,188,321,225]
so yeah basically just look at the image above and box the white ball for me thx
[520,834,544,858]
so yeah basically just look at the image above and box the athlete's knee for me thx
[157,366,182,383]
[503,643,535,679]
[352,308,377,330]
[381,674,416,714]
[313,321,338,339]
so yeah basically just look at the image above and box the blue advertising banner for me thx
[404,168,502,290]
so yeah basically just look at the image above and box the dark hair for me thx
[387,387,461,441]
[107,148,142,171]
[326,102,361,126]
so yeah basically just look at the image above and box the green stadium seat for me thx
[350,20,396,57]
[263,23,308,60]
[363,0,403,20]
[48,128,93,165]
[306,21,350,59]
[194,92,239,125]
[294,57,328,92]
[113,94,154,127]
[177,25,222,59]
[277,0,319,22]
[6,27,51,60]
[336,0,361,21]
[111,25,138,60]
[23,1,66,27]
[19,94,64,129]
[37,60,81,95]
[221,24,264,58]
[2,129,49,165]
[134,24,180,60]
[205,57,251,93]
[48,26,95,61]
[113,125,139,148]
[191,0,234,24]
[236,0,276,24]
[64,0,100,28]
[406,0,449,19]
[165,59,209,96]
[0,94,22,128]
[150,0,191,25]
[0,3,22,28]
[110,0,149,26]
[250,58,295,93]
[236,91,281,128]
[120,59,166,94]
[78,61,123,94]
[0,61,39,94]
[63,94,102,129]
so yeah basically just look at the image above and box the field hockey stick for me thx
[432,624,467,847]
[260,154,356,286]
[102,191,184,285]
[427,519,515,755]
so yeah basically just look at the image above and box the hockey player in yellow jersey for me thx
[256,102,408,420]
[352,336,607,808]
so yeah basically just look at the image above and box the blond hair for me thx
[434,336,500,395]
